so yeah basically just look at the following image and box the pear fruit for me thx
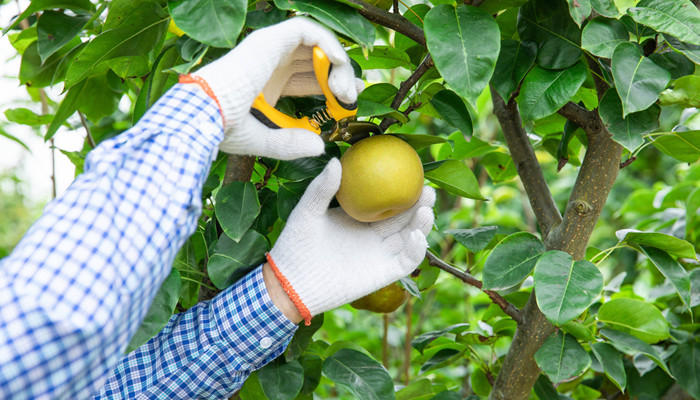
[351,282,409,313]
[336,135,423,222]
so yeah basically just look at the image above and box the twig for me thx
[344,0,426,47]
[619,156,637,169]
[425,251,523,324]
[78,111,96,149]
[490,86,562,239]
[403,298,413,385]
[382,313,389,368]
[585,54,610,100]
[557,102,602,138]
[379,54,433,131]
[393,0,399,14]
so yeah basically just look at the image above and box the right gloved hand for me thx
[186,17,362,160]
[266,159,436,325]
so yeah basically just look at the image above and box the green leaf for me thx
[322,349,395,400]
[215,181,261,242]
[517,0,582,69]
[424,159,485,200]
[347,46,411,70]
[445,226,498,253]
[591,0,621,18]
[430,90,473,138]
[0,127,31,152]
[659,76,700,108]
[239,371,266,400]
[653,130,700,163]
[125,269,181,353]
[581,17,629,58]
[420,348,464,374]
[599,89,660,151]
[627,0,700,46]
[424,4,501,106]
[277,179,312,221]
[649,52,695,80]
[490,39,537,101]
[275,156,331,182]
[616,229,697,259]
[480,151,518,182]
[567,0,592,27]
[534,331,591,385]
[518,61,587,121]
[4,108,53,126]
[4,0,93,33]
[207,230,269,290]
[600,328,672,375]
[133,45,180,123]
[590,342,627,392]
[687,188,700,246]
[174,239,200,309]
[285,314,324,362]
[37,10,90,63]
[534,250,604,326]
[664,34,700,64]
[669,341,700,399]
[20,38,81,88]
[483,232,545,290]
[64,2,169,89]
[273,0,375,49]
[396,5,431,51]
[391,134,449,150]
[638,246,692,314]
[598,298,669,343]
[611,41,671,117]
[411,323,471,354]
[258,358,305,400]
[168,0,246,48]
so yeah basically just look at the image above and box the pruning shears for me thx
[250,46,382,144]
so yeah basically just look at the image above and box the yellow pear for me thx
[350,282,408,313]
[336,135,423,222]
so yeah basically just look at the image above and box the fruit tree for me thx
[2,0,700,399]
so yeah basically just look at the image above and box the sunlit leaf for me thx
[169,0,246,48]
[627,0,700,46]
[424,160,485,200]
[598,298,669,344]
[483,232,545,290]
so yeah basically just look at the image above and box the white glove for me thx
[190,17,362,160]
[267,159,435,324]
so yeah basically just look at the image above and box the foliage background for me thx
[1,0,700,399]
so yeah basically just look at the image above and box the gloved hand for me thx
[267,159,435,324]
[187,17,362,160]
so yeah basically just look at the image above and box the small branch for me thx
[425,251,523,324]
[382,313,389,368]
[379,54,433,131]
[403,298,413,385]
[78,111,96,149]
[585,54,610,100]
[557,102,598,132]
[392,0,399,14]
[490,86,562,239]
[344,0,426,47]
[619,156,637,169]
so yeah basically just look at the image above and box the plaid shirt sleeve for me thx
[94,265,298,399]
[0,83,296,398]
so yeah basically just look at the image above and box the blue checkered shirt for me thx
[0,84,298,399]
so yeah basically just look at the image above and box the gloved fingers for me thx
[354,78,365,95]
[219,117,325,159]
[294,158,342,217]
[397,230,429,273]
[382,232,404,256]
[371,186,436,238]
[409,205,435,237]
[327,61,359,104]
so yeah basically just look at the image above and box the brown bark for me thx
[489,89,624,400]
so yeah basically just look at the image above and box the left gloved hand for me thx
[266,159,435,324]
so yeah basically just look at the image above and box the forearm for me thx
[94,266,298,399]
[0,84,222,398]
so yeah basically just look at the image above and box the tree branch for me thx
[490,87,562,239]
[425,251,523,324]
[78,111,96,149]
[557,101,602,138]
[379,54,433,131]
[344,0,426,47]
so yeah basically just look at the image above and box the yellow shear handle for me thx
[311,47,357,121]
[251,93,320,134]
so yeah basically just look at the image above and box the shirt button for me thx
[260,337,273,349]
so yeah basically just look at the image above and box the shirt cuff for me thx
[212,265,298,368]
